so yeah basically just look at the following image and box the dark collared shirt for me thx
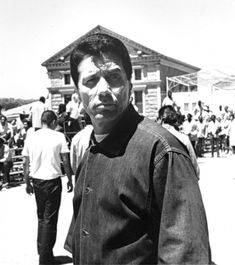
[67,104,211,264]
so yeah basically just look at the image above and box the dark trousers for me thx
[33,177,62,263]
[211,136,220,157]
[0,161,13,183]
[196,137,204,157]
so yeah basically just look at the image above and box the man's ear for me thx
[129,82,133,97]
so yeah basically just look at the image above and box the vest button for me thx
[85,186,92,194]
[82,229,89,236]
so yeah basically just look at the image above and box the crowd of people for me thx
[0,94,85,190]
[159,100,235,158]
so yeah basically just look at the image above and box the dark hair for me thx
[70,33,132,87]
[0,115,7,122]
[187,113,192,119]
[158,105,177,125]
[39,96,46,103]
[41,110,57,126]
[58,103,66,114]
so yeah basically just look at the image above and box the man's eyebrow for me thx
[104,67,122,74]
[83,71,100,79]
[82,72,100,84]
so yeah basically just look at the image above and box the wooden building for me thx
[42,25,200,119]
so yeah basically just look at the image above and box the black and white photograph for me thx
[1,0,235,264]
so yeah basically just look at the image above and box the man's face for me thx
[1,117,5,125]
[23,122,28,129]
[77,53,131,131]
[187,114,192,122]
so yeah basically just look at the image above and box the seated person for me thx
[0,115,11,142]
[0,136,13,189]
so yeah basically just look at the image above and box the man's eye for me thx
[85,77,99,88]
[106,73,122,85]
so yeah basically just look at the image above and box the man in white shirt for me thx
[30,96,46,130]
[70,113,93,174]
[66,93,83,134]
[162,90,177,108]
[22,110,73,265]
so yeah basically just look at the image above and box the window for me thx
[134,91,143,113]
[192,102,197,110]
[184,103,189,112]
[64,74,71,85]
[134,69,142,81]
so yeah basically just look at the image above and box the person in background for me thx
[158,105,200,178]
[207,114,220,157]
[0,115,11,142]
[56,103,69,133]
[0,136,13,189]
[228,113,235,154]
[66,93,83,133]
[216,105,225,120]
[64,33,212,264]
[183,113,199,155]
[194,100,204,120]
[161,90,177,108]
[222,114,232,154]
[14,119,30,148]
[22,110,73,265]
[70,112,93,174]
[196,115,206,157]
[0,105,6,120]
[10,118,18,136]
[29,96,46,130]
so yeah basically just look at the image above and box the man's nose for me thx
[96,77,112,96]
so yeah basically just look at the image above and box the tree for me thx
[0,98,36,111]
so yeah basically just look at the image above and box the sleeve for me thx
[60,133,69,154]
[70,138,77,174]
[3,145,10,161]
[153,151,211,264]
[66,102,71,113]
[21,139,29,157]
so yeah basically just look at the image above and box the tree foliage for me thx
[0,98,36,110]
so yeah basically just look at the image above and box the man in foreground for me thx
[22,110,73,265]
[66,33,212,264]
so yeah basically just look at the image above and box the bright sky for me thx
[1,0,235,99]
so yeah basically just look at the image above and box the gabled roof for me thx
[42,25,199,71]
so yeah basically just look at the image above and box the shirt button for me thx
[82,229,89,236]
[85,186,92,195]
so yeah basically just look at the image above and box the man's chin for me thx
[93,110,119,122]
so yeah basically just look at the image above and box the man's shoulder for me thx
[137,118,189,154]
[72,126,93,142]
[36,128,65,140]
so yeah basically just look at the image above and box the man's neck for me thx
[41,124,53,130]
[92,120,116,135]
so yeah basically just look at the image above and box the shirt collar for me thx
[90,104,143,156]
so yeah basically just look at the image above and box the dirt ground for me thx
[0,152,234,264]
